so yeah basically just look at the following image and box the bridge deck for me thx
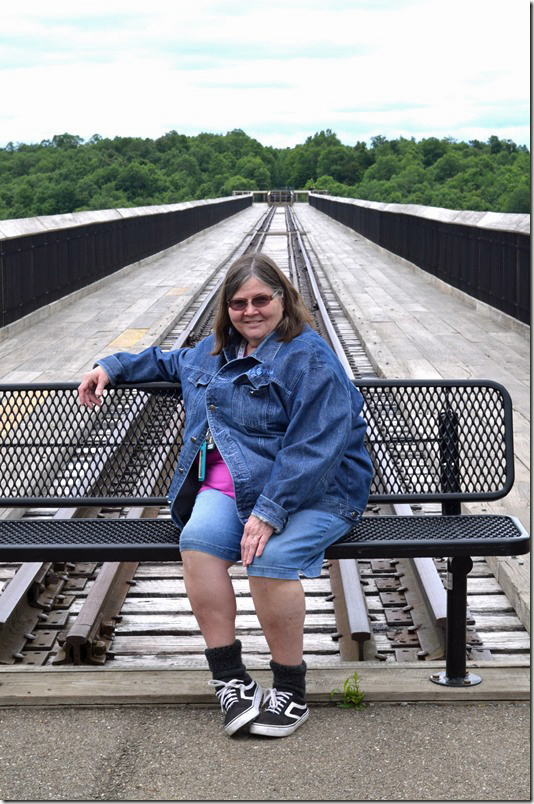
[0,201,528,617]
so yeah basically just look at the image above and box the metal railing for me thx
[309,194,530,324]
[0,196,252,328]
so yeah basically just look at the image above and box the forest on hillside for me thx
[0,129,529,220]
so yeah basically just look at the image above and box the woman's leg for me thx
[246,507,350,663]
[246,509,351,737]
[179,492,263,735]
[181,550,236,648]
[248,576,308,738]
[178,489,244,647]
[248,576,306,665]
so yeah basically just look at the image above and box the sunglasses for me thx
[227,292,281,311]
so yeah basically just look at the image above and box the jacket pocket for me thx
[183,370,212,417]
[231,370,285,431]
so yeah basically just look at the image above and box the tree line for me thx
[0,128,529,220]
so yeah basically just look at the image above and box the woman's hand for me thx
[78,366,111,408]
[241,515,274,567]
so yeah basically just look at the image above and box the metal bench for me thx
[0,379,528,685]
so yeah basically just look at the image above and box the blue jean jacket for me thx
[97,326,373,532]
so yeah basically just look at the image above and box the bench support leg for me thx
[430,556,482,687]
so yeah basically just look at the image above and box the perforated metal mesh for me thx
[0,518,180,546]
[0,384,184,504]
[0,517,182,561]
[359,382,512,500]
[0,379,513,505]
[0,514,527,562]
[327,514,528,559]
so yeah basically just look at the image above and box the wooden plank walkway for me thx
[296,204,530,630]
[0,204,264,383]
[296,204,529,529]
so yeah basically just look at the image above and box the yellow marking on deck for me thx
[0,391,49,437]
[166,287,188,296]
[108,329,149,349]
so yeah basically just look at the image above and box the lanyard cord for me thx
[199,340,248,480]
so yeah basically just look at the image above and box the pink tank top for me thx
[198,447,236,498]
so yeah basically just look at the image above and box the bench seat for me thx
[0,378,529,686]
[0,513,528,563]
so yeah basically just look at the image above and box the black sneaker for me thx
[249,688,309,737]
[208,678,262,736]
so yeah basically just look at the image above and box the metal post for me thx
[430,556,482,687]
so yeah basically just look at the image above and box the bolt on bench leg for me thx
[430,556,482,688]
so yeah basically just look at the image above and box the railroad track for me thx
[0,203,528,670]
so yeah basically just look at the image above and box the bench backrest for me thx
[0,379,514,508]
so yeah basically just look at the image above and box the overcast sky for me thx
[1,0,530,149]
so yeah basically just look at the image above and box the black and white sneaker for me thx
[208,677,262,736]
[249,688,309,737]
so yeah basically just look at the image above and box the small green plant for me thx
[330,671,366,709]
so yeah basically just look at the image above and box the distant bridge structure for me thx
[0,193,529,331]
[232,190,309,204]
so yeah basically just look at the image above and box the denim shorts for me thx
[179,489,352,580]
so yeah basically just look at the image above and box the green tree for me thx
[420,137,449,167]
[365,155,401,181]
[0,129,529,218]
[503,182,530,213]
[51,133,84,149]
[430,152,463,181]
[235,156,271,188]
[115,162,168,200]
[221,175,256,195]
[317,147,362,183]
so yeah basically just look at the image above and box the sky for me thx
[1,0,530,150]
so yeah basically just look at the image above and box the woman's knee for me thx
[182,549,234,575]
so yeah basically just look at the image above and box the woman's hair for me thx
[211,252,314,354]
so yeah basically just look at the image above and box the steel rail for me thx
[170,205,277,350]
[285,206,372,657]
[54,561,138,665]
[0,560,74,664]
[287,205,447,661]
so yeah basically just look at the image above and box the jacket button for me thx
[209,404,216,411]
[250,390,254,395]
[191,436,197,442]
[178,467,184,474]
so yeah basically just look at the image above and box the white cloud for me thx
[0,0,530,147]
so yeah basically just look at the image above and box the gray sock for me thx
[270,659,307,700]
[205,639,251,683]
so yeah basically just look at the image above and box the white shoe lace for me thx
[208,678,246,711]
[261,687,292,713]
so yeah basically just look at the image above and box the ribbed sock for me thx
[270,659,307,700]
[205,639,251,683]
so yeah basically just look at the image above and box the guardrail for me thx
[0,195,252,328]
[309,194,530,325]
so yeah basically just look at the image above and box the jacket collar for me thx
[222,328,285,364]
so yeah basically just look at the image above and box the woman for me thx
[78,252,373,738]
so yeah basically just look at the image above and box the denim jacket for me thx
[97,326,373,532]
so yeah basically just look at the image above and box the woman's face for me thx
[228,276,284,349]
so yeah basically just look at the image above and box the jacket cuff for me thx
[95,356,124,384]
[252,495,288,534]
